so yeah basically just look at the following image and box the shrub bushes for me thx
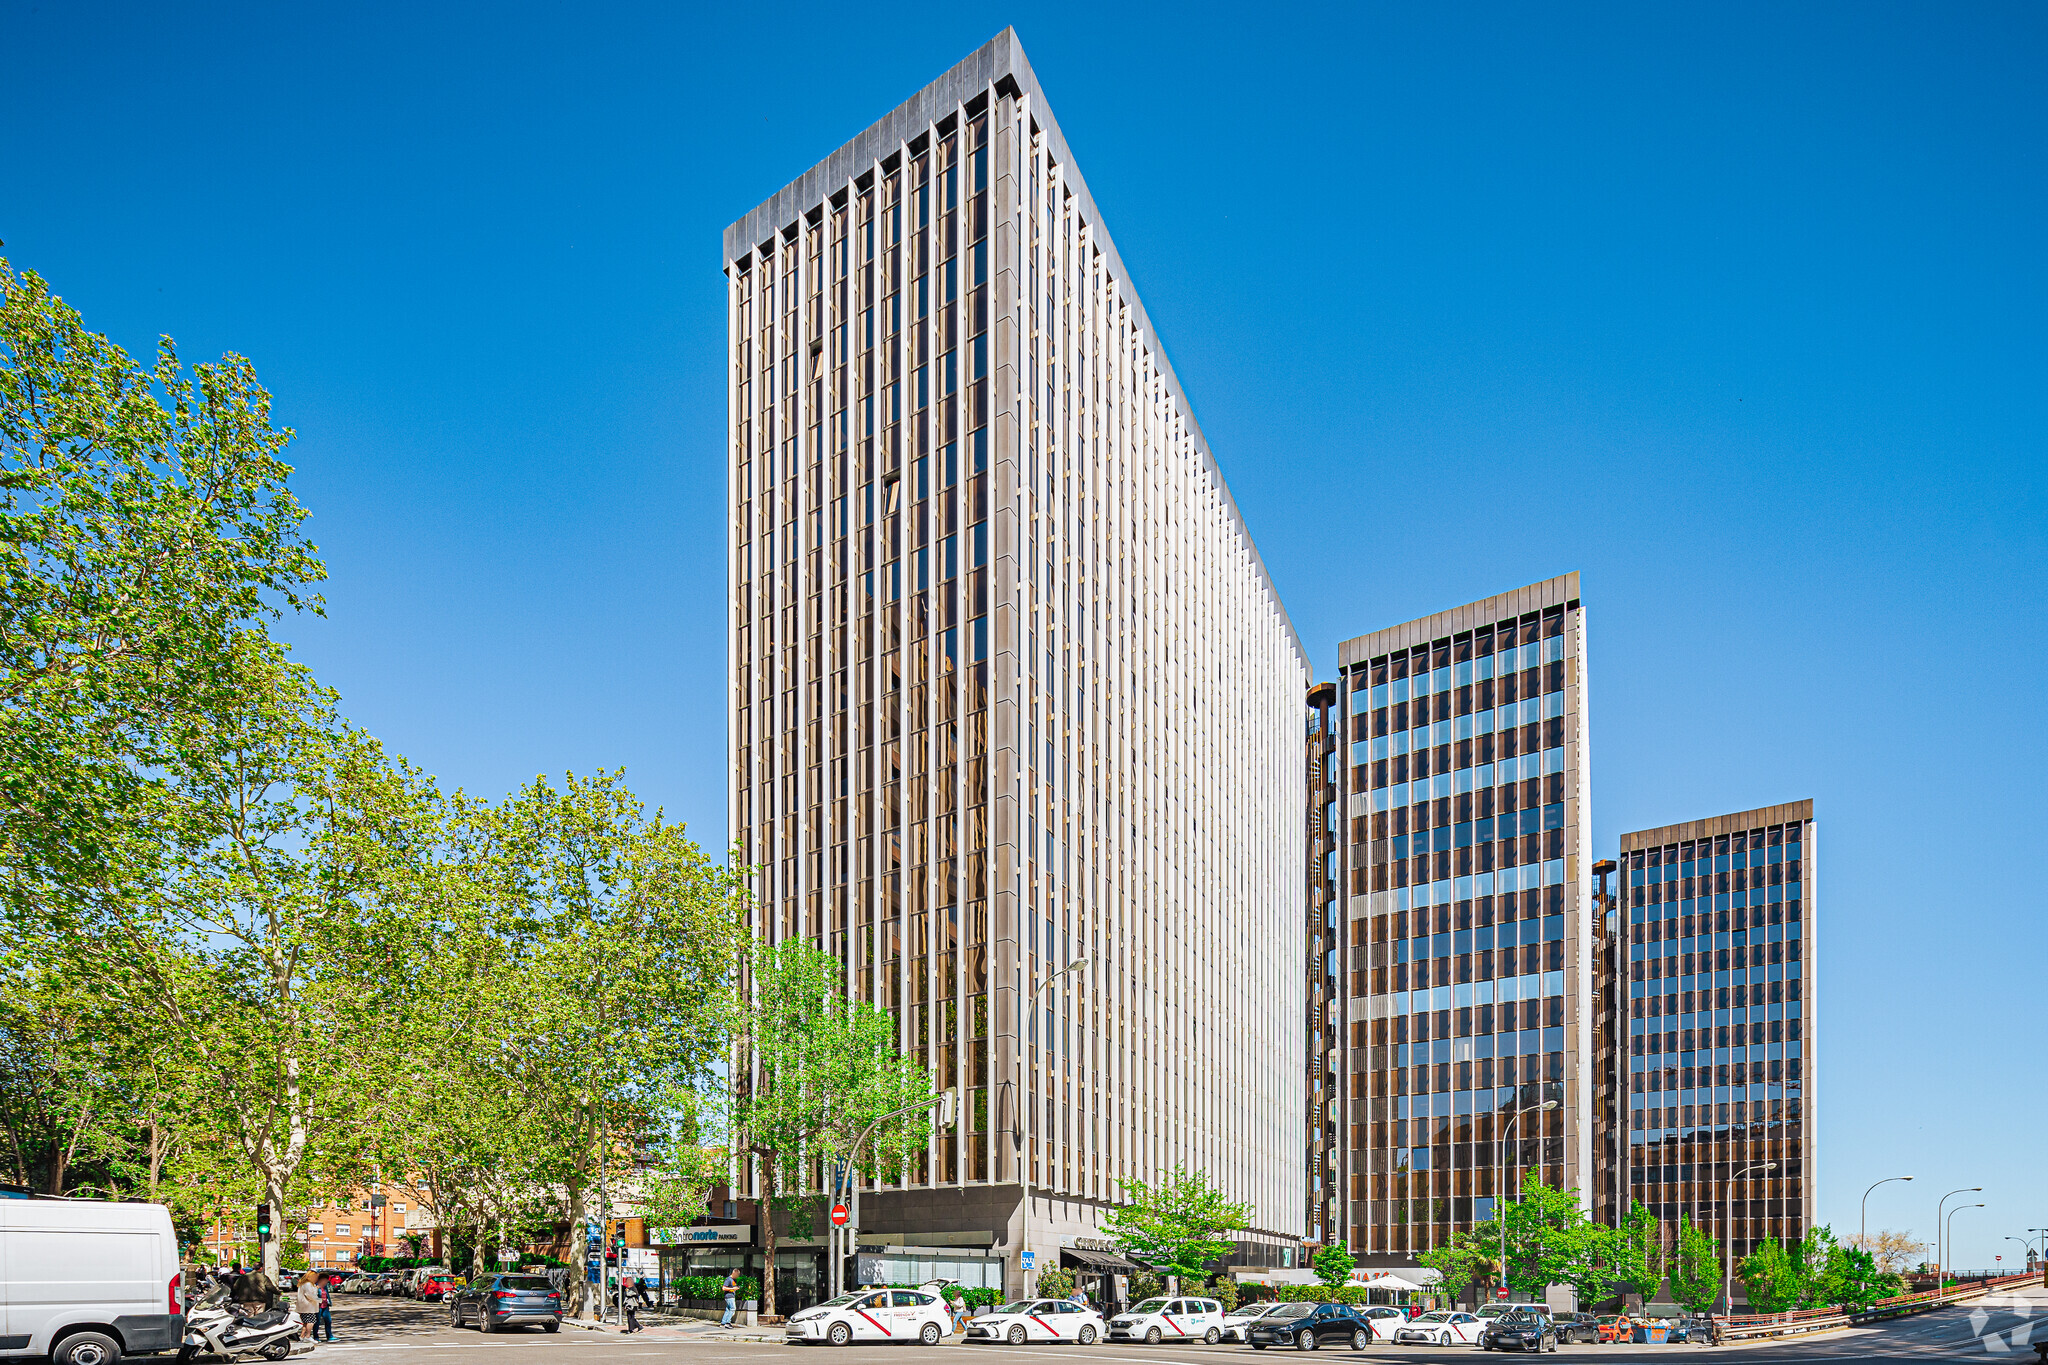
[670,1274,762,1301]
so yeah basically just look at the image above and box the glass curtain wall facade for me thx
[1614,802,1815,1277]
[723,29,1308,1289]
[1331,575,1599,1260]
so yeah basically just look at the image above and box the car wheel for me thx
[1252,1345,1268,1352]
[480,1315,496,1335]
[921,1322,944,1346]
[1206,1328,1221,1345]
[1294,1329,1313,1351]
[828,1322,853,1347]
[1146,1327,1162,1345]
[55,1332,122,1365]
[1351,1330,1369,1351]
[1010,1325,1029,1345]
[543,1322,560,1334]
[1078,1325,1098,1346]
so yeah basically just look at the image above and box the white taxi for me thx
[1220,1302,1288,1343]
[1108,1296,1227,1344]
[964,1299,1108,1345]
[1392,1310,1486,1346]
[784,1288,953,1346]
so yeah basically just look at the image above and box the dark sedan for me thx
[1246,1302,1377,1351]
[1553,1311,1599,1343]
[1479,1310,1557,1353]
[448,1273,563,1333]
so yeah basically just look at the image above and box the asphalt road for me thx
[307,1287,2048,1365]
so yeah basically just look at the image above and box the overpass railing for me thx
[1717,1271,2039,1342]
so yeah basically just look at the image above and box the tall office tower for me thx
[723,30,1308,1300]
[1615,802,1815,1286]
[1305,682,1340,1247]
[1329,575,1600,1263]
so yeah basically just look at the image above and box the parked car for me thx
[448,1272,563,1334]
[1221,1302,1288,1342]
[1476,1302,1553,1325]
[964,1299,1107,1344]
[1109,1296,1227,1344]
[1552,1311,1600,1343]
[1355,1306,1405,1340]
[0,1196,184,1365]
[1595,1315,1632,1342]
[1478,1309,1558,1353]
[1394,1311,1486,1346]
[784,1288,952,1346]
[1244,1302,1378,1351]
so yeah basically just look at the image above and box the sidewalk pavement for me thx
[561,1315,784,1344]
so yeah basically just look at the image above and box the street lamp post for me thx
[1945,1205,1983,1287]
[1495,1099,1559,1303]
[1936,1188,1982,1286]
[1017,957,1090,1298]
[827,1087,960,1299]
[1722,1162,1777,1315]
[2005,1237,2036,1271]
[1859,1176,1911,1295]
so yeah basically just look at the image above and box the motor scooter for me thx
[178,1284,308,1362]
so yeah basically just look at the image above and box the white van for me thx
[1,1196,184,1365]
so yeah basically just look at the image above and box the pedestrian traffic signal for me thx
[256,1204,273,1241]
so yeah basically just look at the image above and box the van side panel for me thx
[0,1202,182,1357]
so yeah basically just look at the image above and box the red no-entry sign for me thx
[831,1204,850,1227]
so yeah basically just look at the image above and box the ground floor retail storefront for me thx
[653,1229,1002,1317]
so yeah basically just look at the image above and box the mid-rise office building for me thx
[1614,802,1815,1273]
[724,30,1307,1303]
[1328,574,1603,1262]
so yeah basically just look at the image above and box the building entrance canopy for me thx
[1061,1248,1141,1273]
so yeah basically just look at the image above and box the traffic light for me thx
[256,1204,273,1242]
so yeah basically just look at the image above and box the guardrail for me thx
[1717,1271,2040,1342]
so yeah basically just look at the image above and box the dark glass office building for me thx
[1329,574,1603,1261]
[1615,802,1816,1277]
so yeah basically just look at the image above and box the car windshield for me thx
[1233,1304,1277,1319]
[817,1294,870,1308]
[1130,1299,1168,1314]
[1417,1312,1450,1322]
[997,1302,1037,1315]
[500,1276,553,1292]
[1268,1303,1313,1320]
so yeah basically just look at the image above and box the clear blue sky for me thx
[5,1,2041,1268]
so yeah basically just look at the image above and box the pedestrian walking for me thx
[235,1266,278,1314]
[294,1275,322,1338]
[314,1274,335,1342]
[720,1271,739,1328]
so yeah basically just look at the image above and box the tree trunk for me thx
[759,1153,778,1319]
[566,1178,590,1319]
[263,1168,286,1278]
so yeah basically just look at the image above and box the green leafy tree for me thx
[1668,1215,1722,1314]
[1739,1236,1805,1311]
[1035,1267,1075,1298]
[53,653,439,1278]
[0,259,323,920]
[1489,1173,1600,1300]
[1420,1229,1498,1304]
[436,770,748,1317]
[732,938,934,1318]
[1605,1200,1664,1308]
[1818,1242,1887,1312]
[1103,1165,1252,1288]
[1312,1242,1356,1288]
